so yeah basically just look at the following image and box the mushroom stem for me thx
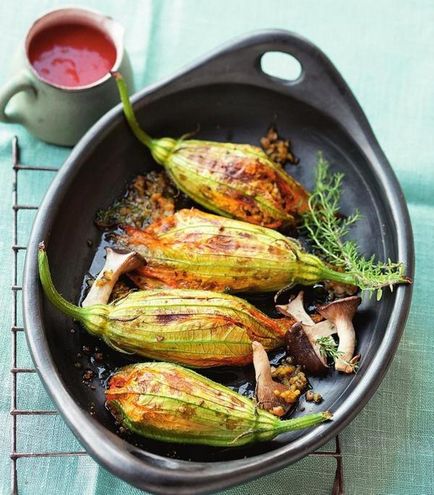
[82,248,145,307]
[311,320,336,338]
[252,342,292,417]
[317,296,361,373]
[252,341,275,386]
[334,317,356,372]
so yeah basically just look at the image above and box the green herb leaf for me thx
[301,153,410,298]
[316,336,359,372]
[316,336,343,361]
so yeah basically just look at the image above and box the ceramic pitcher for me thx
[0,7,134,146]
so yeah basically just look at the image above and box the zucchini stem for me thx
[38,242,83,321]
[320,266,357,286]
[112,71,153,148]
[38,243,106,336]
[275,410,333,435]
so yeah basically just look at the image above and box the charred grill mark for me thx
[205,235,239,252]
[108,375,127,389]
[268,244,282,255]
[155,313,189,324]
[168,370,194,394]
[177,404,196,418]
[215,155,276,184]
[151,215,177,234]
[225,417,240,430]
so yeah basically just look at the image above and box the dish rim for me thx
[23,29,414,494]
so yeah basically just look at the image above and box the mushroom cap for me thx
[285,322,329,376]
[276,291,314,325]
[82,248,145,307]
[317,295,361,324]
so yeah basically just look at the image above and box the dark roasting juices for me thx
[29,23,116,87]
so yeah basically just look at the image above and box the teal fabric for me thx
[0,1,433,494]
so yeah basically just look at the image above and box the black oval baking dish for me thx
[23,30,414,495]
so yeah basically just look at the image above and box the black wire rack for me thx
[9,136,345,495]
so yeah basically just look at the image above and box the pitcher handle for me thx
[0,71,36,123]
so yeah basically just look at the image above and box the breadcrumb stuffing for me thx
[270,360,308,407]
[305,390,323,404]
[260,126,299,166]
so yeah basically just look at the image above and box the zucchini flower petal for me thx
[117,208,358,292]
[106,362,332,447]
[113,72,309,228]
[38,243,294,367]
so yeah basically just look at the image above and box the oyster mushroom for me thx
[285,322,331,376]
[252,341,305,417]
[276,291,314,325]
[82,248,144,307]
[277,291,335,375]
[317,296,361,373]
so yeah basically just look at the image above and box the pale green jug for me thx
[0,7,134,146]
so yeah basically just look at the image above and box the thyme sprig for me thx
[316,336,359,372]
[302,154,410,299]
[316,336,343,361]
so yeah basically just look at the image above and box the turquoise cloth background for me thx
[0,1,433,494]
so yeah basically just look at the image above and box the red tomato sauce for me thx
[29,23,116,87]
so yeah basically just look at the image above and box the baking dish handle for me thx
[174,30,372,146]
